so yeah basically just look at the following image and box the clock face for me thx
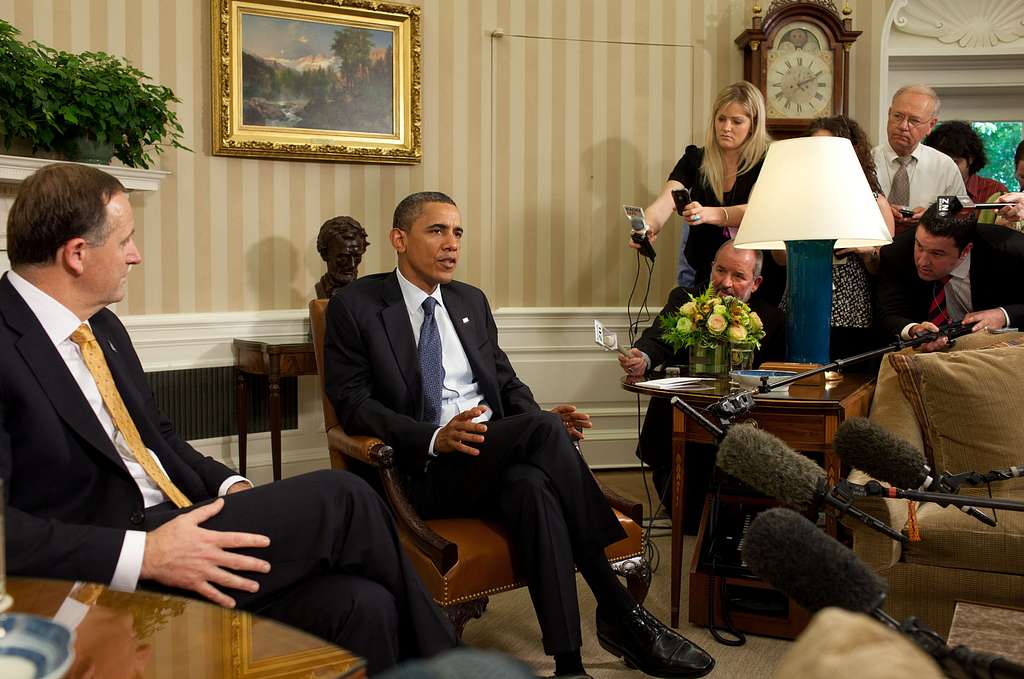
[765,21,834,119]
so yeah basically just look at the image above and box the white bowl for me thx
[731,369,797,390]
[0,613,74,679]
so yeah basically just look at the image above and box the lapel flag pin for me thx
[462,317,469,324]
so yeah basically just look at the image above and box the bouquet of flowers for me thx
[660,284,765,351]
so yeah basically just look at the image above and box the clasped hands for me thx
[909,308,1007,352]
[433,404,592,456]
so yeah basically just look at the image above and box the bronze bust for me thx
[315,216,370,299]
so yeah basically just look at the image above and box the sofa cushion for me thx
[888,340,1024,485]
[902,488,1024,576]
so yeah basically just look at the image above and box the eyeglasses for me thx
[889,111,931,130]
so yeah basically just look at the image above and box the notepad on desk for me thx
[634,377,719,390]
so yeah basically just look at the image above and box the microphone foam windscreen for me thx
[717,424,824,511]
[743,507,887,614]
[833,417,927,489]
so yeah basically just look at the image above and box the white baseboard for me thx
[123,306,650,468]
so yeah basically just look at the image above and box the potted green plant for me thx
[35,44,189,168]
[0,19,188,169]
[0,20,60,155]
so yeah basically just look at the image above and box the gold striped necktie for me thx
[70,324,192,509]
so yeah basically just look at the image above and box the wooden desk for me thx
[7,576,365,679]
[233,336,317,480]
[623,373,875,627]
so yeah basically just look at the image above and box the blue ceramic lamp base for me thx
[785,239,835,365]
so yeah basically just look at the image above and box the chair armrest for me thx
[378,466,460,574]
[326,426,394,467]
[598,480,644,526]
[845,469,906,572]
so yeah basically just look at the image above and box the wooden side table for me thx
[234,336,317,480]
[623,372,875,627]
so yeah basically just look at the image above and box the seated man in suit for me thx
[0,163,455,675]
[325,192,715,679]
[876,201,1024,353]
[617,241,785,523]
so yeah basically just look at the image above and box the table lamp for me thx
[735,136,892,364]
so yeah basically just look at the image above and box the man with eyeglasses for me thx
[872,85,966,234]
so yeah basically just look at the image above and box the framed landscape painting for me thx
[212,0,421,163]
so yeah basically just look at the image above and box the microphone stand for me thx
[709,322,975,423]
[874,608,1024,679]
[855,480,1024,513]
[755,322,976,394]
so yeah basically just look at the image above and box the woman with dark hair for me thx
[924,120,1007,204]
[777,116,895,363]
[979,138,1024,231]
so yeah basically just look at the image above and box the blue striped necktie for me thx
[419,297,445,424]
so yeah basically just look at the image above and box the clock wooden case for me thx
[736,1,861,139]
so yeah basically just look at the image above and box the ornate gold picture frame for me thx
[212,0,421,164]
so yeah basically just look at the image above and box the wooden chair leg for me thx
[444,597,489,638]
[613,556,652,605]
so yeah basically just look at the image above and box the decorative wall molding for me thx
[892,0,1024,50]
[124,306,651,469]
[0,153,170,191]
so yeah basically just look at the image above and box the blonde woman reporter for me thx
[632,81,781,303]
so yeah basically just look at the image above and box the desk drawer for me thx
[677,412,828,448]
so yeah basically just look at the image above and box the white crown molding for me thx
[892,0,1024,50]
[0,154,170,191]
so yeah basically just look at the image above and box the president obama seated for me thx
[324,192,715,678]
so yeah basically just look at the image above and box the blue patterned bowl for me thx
[731,369,797,389]
[0,613,74,679]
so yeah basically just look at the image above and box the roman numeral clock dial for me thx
[767,51,833,118]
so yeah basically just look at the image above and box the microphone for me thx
[717,424,907,542]
[834,418,996,527]
[623,204,657,260]
[744,508,1024,679]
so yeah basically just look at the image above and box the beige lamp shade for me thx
[734,136,892,250]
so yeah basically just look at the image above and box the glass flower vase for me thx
[688,342,729,378]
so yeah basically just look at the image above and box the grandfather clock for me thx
[736,1,861,139]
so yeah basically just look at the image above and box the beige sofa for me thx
[850,331,1024,636]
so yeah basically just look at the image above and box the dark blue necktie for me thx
[418,297,445,425]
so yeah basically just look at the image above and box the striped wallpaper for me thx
[0,0,887,314]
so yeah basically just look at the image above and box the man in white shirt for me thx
[0,163,455,674]
[872,85,966,233]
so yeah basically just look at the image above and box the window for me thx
[972,121,1023,191]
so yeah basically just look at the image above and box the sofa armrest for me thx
[846,469,906,573]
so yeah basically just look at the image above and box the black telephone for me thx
[700,496,759,579]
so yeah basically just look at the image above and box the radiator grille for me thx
[143,367,298,441]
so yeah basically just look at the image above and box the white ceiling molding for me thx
[892,0,1024,51]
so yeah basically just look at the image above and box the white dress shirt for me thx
[872,141,966,209]
[7,271,248,591]
[394,269,492,456]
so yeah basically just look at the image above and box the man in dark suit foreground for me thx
[876,201,1024,352]
[0,163,455,674]
[618,241,784,522]
[325,192,714,678]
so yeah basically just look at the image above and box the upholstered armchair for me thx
[309,299,649,636]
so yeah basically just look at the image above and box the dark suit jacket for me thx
[876,224,1024,338]
[324,271,539,473]
[0,274,234,584]
[633,286,786,369]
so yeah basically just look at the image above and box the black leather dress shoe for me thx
[596,605,715,678]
